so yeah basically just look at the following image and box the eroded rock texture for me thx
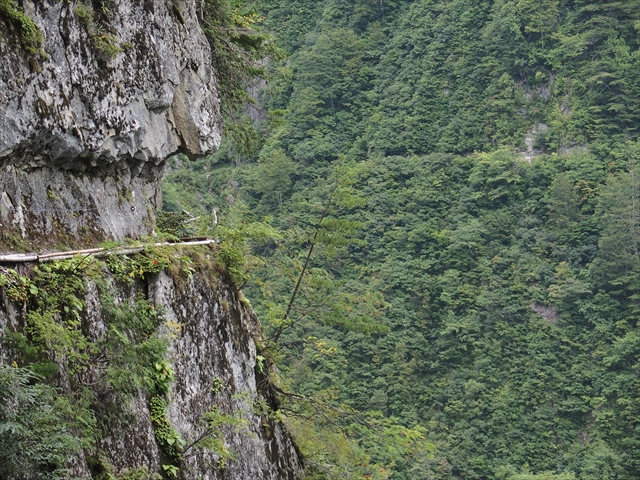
[156,271,303,480]
[0,267,304,479]
[0,165,160,247]
[0,0,222,248]
[0,0,221,166]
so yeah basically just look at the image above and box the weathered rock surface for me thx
[0,265,304,479]
[155,271,302,480]
[0,0,222,249]
[0,0,221,167]
[0,164,160,248]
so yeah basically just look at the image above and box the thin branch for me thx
[272,385,375,428]
[182,428,214,457]
[270,183,338,344]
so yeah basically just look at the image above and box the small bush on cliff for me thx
[0,0,45,58]
[0,364,81,479]
[74,2,122,60]
[214,202,279,287]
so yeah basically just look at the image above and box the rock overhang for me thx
[0,0,222,249]
[0,0,222,170]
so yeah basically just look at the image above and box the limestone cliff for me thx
[0,1,304,478]
[0,0,221,248]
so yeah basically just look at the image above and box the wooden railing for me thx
[0,238,217,263]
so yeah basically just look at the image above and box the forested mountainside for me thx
[160,0,640,479]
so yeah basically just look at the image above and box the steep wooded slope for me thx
[161,0,640,479]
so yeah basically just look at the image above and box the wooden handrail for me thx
[0,239,217,264]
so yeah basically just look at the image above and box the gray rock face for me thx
[154,271,303,480]
[0,0,222,248]
[0,0,221,167]
[0,266,304,479]
[0,164,160,248]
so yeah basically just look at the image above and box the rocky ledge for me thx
[0,0,222,249]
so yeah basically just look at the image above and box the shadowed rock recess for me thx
[0,1,303,478]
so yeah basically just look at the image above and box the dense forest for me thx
[160,0,640,478]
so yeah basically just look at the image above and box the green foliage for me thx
[213,201,280,286]
[590,165,640,293]
[74,2,122,59]
[0,267,37,302]
[161,464,179,478]
[198,0,269,108]
[160,0,640,478]
[9,257,168,395]
[181,403,249,470]
[117,466,162,480]
[155,211,198,239]
[74,3,94,27]
[162,138,640,477]
[258,0,640,163]
[150,395,184,462]
[246,145,298,213]
[100,295,169,394]
[149,360,175,396]
[211,377,224,394]
[0,0,45,58]
[281,394,433,480]
[196,0,284,152]
[496,466,577,480]
[0,252,183,477]
[0,365,82,479]
[105,246,173,284]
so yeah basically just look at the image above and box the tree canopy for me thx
[160,1,640,478]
